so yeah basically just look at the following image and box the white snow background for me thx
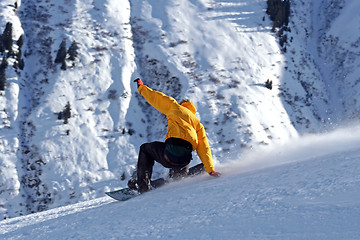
[1,0,360,238]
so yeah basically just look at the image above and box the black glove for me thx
[133,78,143,88]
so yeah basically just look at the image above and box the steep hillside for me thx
[0,0,23,219]
[0,0,359,219]
[281,0,360,129]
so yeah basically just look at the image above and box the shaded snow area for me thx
[1,126,360,239]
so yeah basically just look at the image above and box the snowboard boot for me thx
[150,178,166,188]
[137,172,151,194]
[169,165,189,180]
[127,178,138,191]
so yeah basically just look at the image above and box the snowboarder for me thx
[130,78,221,193]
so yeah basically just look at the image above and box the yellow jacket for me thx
[138,85,215,173]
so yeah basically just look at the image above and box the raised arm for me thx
[138,85,178,115]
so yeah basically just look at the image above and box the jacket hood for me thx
[181,101,197,115]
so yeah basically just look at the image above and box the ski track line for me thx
[0,197,114,234]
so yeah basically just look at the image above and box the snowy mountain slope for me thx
[312,0,360,122]
[0,0,140,217]
[0,0,23,220]
[282,0,360,128]
[14,0,141,216]
[0,0,359,219]
[1,126,360,239]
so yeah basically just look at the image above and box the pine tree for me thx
[55,40,67,70]
[265,79,273,90]
[58,102,71,124]
[67,40,78,61]
[0,57,8,91]
[63,102,71,124]
[266,0,290,31]
[2,22,13,54]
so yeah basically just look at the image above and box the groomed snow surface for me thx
[1,126,360,239]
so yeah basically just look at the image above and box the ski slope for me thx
[1,126,360,239]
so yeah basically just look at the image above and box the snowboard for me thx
[105,187,139,201]
[105,163,205,201]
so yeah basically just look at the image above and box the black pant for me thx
[137,141,190,191]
